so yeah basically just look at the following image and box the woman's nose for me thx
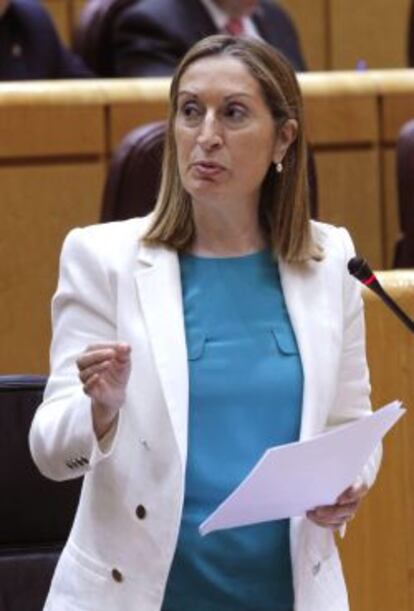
[196,113,223,150]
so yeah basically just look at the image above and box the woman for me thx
[30,35,381,611]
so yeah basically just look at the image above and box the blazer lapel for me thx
[134,242,189,467]
[279,257,336,441]
[133,237,337,460]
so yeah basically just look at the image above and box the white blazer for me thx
[29,216,381,611]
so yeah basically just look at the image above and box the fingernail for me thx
[118,343,130,351]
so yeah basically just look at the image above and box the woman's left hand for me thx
[306,481,368,530]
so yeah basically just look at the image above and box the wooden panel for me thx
[411,570,414,611]
[42,0,71,45]
[340,272,414,611]
[0,105,105,158]
[0,162,106,374]
[278,0,327,70]
[340,424,410,611]
[330,0,411,69]
[314,149,383,268]
[369,273,414,589]
[110,101,169,151]
[304,94,378,145]
[382,93,414,143]
[300,73,380,145]
[382,148,399,268]
[103,79,170,151]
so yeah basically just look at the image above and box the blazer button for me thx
[112,568,123,583]
[136,504,147,519]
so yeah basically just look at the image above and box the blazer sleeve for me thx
[327,227,382,489]
[29,227,122,482]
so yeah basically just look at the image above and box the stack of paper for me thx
[199,401,404,536]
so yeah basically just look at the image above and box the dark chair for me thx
[0,375,81,611]
[101,120,318,223]
[393,119,414,267]
[408,0,414,66]
[101,120,166,222]
[73,0,136,76]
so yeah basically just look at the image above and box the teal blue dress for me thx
[161,250,303,611]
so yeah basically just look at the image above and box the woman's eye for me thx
[180,102,201,120]
[225,105,247,121]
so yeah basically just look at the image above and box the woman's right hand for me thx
[76,342,131,439]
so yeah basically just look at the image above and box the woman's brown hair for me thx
[144,34,322,262]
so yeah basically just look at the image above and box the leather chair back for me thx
[0,376,81,611]
[394,119,414,267]
[409,0,414,66]
[101,121,165,222]
[73,0,136,76]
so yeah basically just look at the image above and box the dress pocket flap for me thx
[186,329,206,360]
[271,325,299,355]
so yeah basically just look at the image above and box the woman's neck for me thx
[189,199,266,257]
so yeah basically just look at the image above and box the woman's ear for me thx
[273,119,298,164]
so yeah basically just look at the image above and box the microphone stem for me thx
[375,285,414,333]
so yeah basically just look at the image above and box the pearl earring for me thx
[275,162,283,173]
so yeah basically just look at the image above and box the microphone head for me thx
[347,256,374,283]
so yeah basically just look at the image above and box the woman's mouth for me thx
[191,161,226,178]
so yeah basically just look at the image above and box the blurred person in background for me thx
[113,0,307,76]
[0,0,93,80]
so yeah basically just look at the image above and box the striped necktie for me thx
[224,17,245,36]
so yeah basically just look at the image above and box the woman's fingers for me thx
[307,517,351,530]
[83,372,101,395]
[76,343,131,372]
[337,482,368,505]
[306,481,368,529]
[77,343,132,413]
[307,505,356,526]
[113,343,131,361]
[82,342,129,353]
[77,348,116,372]
[78,359,111,384]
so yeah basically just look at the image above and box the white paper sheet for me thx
[199,401,405,536]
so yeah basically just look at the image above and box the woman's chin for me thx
[185,180,225,199]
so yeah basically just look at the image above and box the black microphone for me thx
[348,256,414,334]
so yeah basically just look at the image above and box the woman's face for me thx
[174,56,291,210]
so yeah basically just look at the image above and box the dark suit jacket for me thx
[113,0,307,77]
[0,0,93,80]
